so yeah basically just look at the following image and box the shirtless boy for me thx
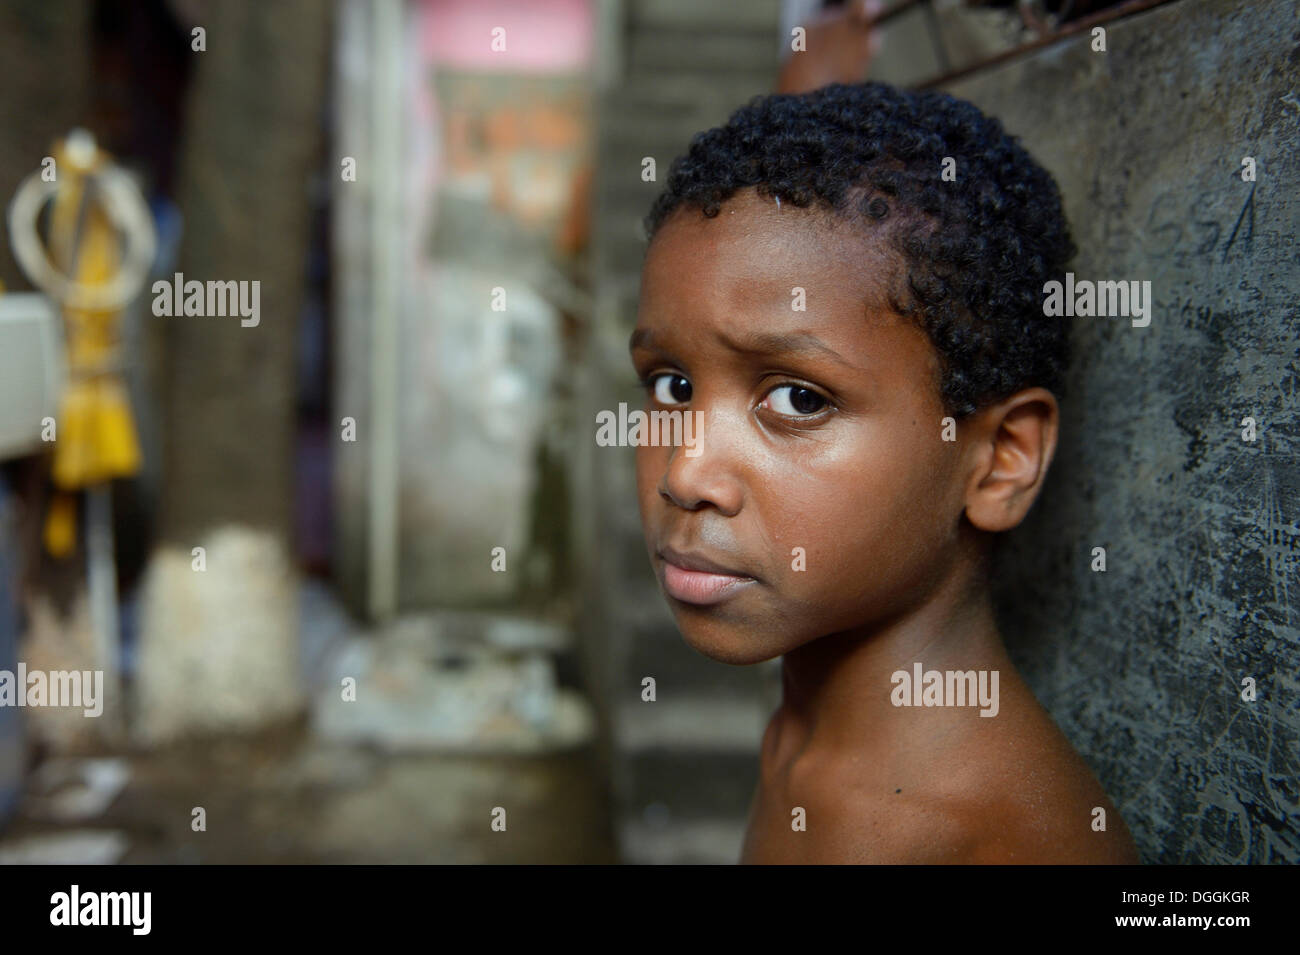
[630,82,1139,864]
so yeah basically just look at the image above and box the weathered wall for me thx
[944,0,1299,863]
[332,0,591,615]
[0,0,92,292]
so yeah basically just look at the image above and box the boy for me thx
[629,82,1139,863]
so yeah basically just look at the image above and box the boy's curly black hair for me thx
[642,82,1076,418]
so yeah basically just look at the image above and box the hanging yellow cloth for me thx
[39,136,143,558]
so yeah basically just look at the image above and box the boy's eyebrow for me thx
[628,327,655,353]
[629,326,859,370]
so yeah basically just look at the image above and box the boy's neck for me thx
[776,559,1009,756]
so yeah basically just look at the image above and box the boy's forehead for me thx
[641,189,897,322]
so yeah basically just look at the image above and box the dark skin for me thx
[631,188,1140,863]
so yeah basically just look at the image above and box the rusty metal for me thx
[915,0,1179,90]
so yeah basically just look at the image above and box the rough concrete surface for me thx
[0,727,616,864]
[950,0,1299,863]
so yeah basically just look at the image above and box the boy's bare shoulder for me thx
[796,710,1140,864]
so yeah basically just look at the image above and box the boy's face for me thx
[631,188,971,665]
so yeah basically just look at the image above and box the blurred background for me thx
[0,0,1295,865]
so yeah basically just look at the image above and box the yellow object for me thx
[43,491,77,557]
[35,134,143,557]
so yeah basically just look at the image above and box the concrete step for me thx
[621,616,780,697]
[628,30,778,77]
[630,0,781,32]
[615,694,769,752]
[618,814,749,864]
[620,747,760,821]
[597,93,750,147]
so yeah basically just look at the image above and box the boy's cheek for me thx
[777,480,939,598]
[633,446,665,519]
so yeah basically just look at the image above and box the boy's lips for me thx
[657,545,757,605]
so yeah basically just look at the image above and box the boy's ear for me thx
[961,387,1059,533]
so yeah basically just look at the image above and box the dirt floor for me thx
[0,721,619,864]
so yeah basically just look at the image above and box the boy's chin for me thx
[674,619,787,666]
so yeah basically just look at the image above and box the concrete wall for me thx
[0,0,92,293]
[332,0,592,615]
[939,0,1299,863]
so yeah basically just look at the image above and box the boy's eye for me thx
[760,384,827,417]
[647,372,692,405]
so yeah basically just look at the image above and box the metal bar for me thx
[916,0,1177,90]
[86,484,123,740]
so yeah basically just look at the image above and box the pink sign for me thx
[421,0,593,73]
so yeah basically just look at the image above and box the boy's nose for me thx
[657,407,745,516]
